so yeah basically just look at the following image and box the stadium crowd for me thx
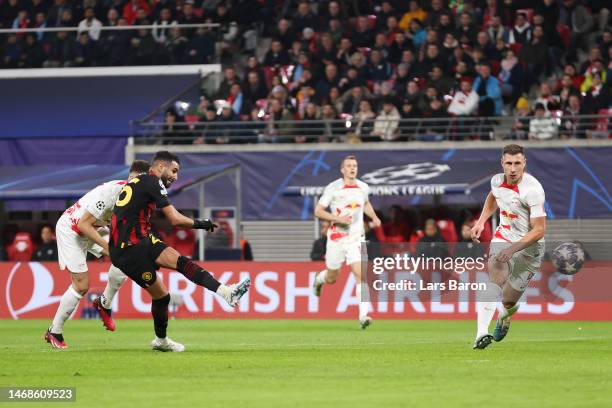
[1,0,611,142]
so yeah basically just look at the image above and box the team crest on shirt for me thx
[142,272,153,282]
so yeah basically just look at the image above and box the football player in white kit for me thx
[313,156,381,329]
[470,144,547,349]
[44,160,151,349]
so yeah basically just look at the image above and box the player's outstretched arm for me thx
[162,205,218,231]
[364,201,382,227]
[78,211,110,256]
[471,192,498,242]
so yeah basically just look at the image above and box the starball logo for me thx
[5,262,63,319]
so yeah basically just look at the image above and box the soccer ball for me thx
[551,242,585,275]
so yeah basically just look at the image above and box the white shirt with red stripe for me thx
[318,178,369,243]
[490,172,546,243]
[63,180,128,235]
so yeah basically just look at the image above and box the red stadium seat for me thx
[164,228,196,258]
[367,15,377,29]
[6,232,35,261]
[436,219,458,244]
[509,43,522,55]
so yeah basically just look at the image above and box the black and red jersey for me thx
[110,173,170,248]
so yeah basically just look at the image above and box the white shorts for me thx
[56,214,103,273]
[489,240,545,292]
[325,239,365,270]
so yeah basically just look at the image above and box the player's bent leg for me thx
[145,279,184,352]
[157,247,250,307]
[493,281,524,342]
[94,265,127,332]
[474,258,509,348]
[313,268,340,297]
[46,271,89,350]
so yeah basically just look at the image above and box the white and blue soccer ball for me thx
[551,242,585,275]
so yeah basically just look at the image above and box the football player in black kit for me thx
[108,151,250,352]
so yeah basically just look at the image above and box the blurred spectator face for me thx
[305,103,318,117]
[57,31,68,40]
[25,34,35,45]
[532,26,544,40]
[7,34,17,44]
[431,66,443,80]
[271,41,282,53]
[222,106,233,118]
[460,13,471,26]
[382,1,392,13]
[206,109,217,121]
[248,72,259,86]
[444,33,456,46]
[564,64,576,76]
[350,52,364,66]
[504,49,516,60]
[329,87,340,100]
[409,0,419,11]
[461,224,471,240]
[426,44,439,59]
[397,64,408,77]
[329,1,340,16]
[357,16,368,31]
[184,3,194,17]
[41,226,53,244]
[439,14,451,27]
[351,86,363,99]
[568,95,581,111]
[278,18,289,32]
[269,99,282,113]
[321,34,333,49]
[424,220,438,237]
[402,102,413,114]
[426,29,438,44]
[543,0,554,5]
[561,74,573,88]
[320,221,330,236]
[479,64,491,78]
[247,56,259,68]
[456,61,468,75]
[325,64,338,80]
[18,10,28,21]
[160,8,171,21]
[533,14,544,26]
[395,32,405,44]
[432,0,443,11]
[407,81,419,94]
[165,111,177,124]
[85,8,95,20]
[329,19,341,32]
[118,17,128,26]
[35,12,45,25]
[383,102,394,114]
[217,4,227,16]
[375,33,386,48]
[225,67,236,81]
[292,41,303,55]
[340,38,352,51]
[230,83,241,96]
[370,50,382,64]
[535,106,545,118]
[515,13,526,27]
[426,86,438,99]
[297,2,310,16]
[322,104,335,118]
[108,8,119,23]
[61,9,72,23]
[477,32,489,47]
[591,73,602,87]
[409,19,421,33]
[79,33,90,45]
[387,16,398,31]
[401,50,414,64]
[490,16,501,28]
[539,83,551,97]
[588,46,601,61]
[460,80,472,93]
[359,100,372,112]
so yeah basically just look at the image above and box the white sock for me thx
[357,283,369,319]
[101,265,127,309]
[216,284,231,299]
[476,282,502,339]
[315,270,327,285]
[499,303,519,321]
[50,285,82,334]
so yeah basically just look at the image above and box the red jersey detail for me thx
[330,232,348,241]
[111,214,119,244]
[139,208,147,237]
[501,210,519,219]
[342,185,360,189]
[501,224,511,229]
[129,227,139,245]
[499,181,519,194]
[116,181,128,185]
[70,218,82,235]
[494,230,512,242]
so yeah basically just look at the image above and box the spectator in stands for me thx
[383,205,411,240]
[561,94,587,138]
[214,101,242,144]
[557,74,581,109]
[529,103,558,140]
[371,98,401,141]
[535,82,561,112]
[580,59,607,93]
[336,37,356,67]
[425,0,445,28]
[263,39,290,67]
[520,25,549,86]
[243,71,269,106]
[310,221,329,261]
[561,0,594,62]
[487,16,509,44]
[454,222,483,259]
[177,0,202,38]
[341,86,366,115]
[473,62,503,116]
[216,66,241,99]
[2,34,21,68]
[32,225,58,262]
[161,108,190,144]
[350,99,376,142]
[316,63,341,103]
[74,32,98,67]
[582,71,611,114]
[427,65,454,96]
[316,32,338,66]
[264,98,293,143]
[185,26,215,64]
[399,1,427,30]
[498,48,524,105]
[44,30,75,67]
[293,2,318,33]
[508,12,532,45]
[123,0,150,26]
[128,25,157,65]
[457,12,478,46]
[19,34,45,68]
[367,49,392,84]
[296,102,321,143]
[406,18,426,50]
[152,7,177,44]
[448,78,478,117]
[272,18,295,51]
[195,106,219,144]
[78,7,103,41]
[421,44,445,76]
[327,18,344,46]
[353,15,374,48]
[416,219,449,258]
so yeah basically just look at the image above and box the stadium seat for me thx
[6,232,35,261]
[164,228,196,258]
[436,219,458,244]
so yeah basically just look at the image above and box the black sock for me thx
[176,256,221,292]
[151,294,170,339]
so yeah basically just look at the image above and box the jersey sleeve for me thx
[525,183,546,218]
[84,186,109,221]
[318,184,334,208]
[147,177,171,209]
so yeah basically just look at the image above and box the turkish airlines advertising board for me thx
[1,262,610,320]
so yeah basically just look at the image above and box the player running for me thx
[312,155,381,329]
[471,144,547,349]
[45,160,151,349]
[109,151,250,352]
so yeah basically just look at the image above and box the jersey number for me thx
[116,186,133,207]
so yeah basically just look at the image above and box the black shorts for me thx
[109,235,168,288]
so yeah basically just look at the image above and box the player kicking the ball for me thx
[313,155,381,329]
[45,160,151,349]
[471,144,546,349]
[109,151,250,352]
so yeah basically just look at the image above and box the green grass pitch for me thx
[1,319,611,408]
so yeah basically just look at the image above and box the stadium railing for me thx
[130,112,612,145]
